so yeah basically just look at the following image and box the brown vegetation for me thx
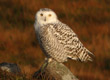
[0,0,110,80]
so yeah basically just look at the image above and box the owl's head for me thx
[35,8,58,26]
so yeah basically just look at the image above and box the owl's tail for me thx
[68,47,95,62]
[77,49,95,62]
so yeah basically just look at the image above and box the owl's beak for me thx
[44,17,46,21]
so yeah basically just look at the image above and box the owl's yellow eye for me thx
[48,14,51,17]
[40,13,43,16]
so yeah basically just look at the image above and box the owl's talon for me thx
[48,58,53,63]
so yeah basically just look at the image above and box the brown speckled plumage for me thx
[34,8,94,63]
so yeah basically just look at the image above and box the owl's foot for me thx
[41,58,52,72]
[45,58,53,63]
[48,58,53,63]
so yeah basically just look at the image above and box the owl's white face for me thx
[35,8,58,26]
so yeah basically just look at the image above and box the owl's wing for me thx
[50,23,94,62]
[38,23,94,62]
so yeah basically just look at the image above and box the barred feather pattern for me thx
[36,22,93,62]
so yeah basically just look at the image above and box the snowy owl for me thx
[34,8,94,63]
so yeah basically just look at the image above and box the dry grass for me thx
[0,0,110,80]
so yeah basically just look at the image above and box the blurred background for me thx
[0,0,110,80]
